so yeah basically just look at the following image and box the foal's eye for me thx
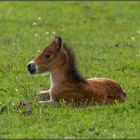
[44,54,53,60]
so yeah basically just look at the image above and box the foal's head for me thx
[27,36,68,74]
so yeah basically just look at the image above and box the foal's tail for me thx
[120,91,127,103]
[123,91,127,98]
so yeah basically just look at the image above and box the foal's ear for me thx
[54,36,62,50]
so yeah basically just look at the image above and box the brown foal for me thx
[27,36,126,105]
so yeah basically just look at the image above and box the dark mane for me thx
[63,43,86,84]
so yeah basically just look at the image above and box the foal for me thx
[27,36,126,105]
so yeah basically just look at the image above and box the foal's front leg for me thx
[38,100,59,106]
[37,90,50,101]
[37,90,58,105]
[38,91,59,105]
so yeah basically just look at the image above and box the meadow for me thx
[0,2,140,139]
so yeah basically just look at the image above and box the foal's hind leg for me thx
[37,90,50,101]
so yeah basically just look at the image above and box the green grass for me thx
[0,2,140,139]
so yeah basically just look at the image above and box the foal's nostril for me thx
[27,63,31,71]
[27,62,36,74]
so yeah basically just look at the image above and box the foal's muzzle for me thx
[27,61,38,74]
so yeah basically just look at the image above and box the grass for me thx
[0,1,140,139]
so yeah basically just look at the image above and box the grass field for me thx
[0,2,140,139]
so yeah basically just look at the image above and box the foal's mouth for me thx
[27,61,38,74]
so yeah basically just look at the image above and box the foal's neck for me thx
[50,64,85,87]
[50,67,67,85]
[50,44,86,86]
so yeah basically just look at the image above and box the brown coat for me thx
[51,78,126,105]
[28,36,127,105]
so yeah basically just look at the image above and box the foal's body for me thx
[39,76,125,105]
[27,36,126,105]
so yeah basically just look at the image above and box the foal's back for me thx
[85,78,126,104]
[52,78,126,105]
